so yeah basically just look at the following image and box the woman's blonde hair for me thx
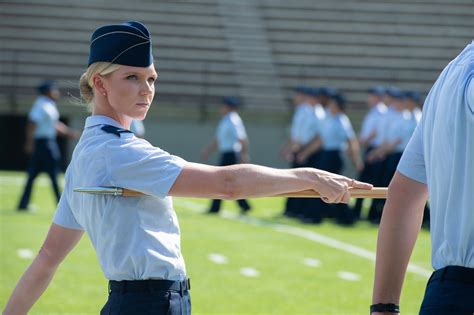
[79,62,121,106]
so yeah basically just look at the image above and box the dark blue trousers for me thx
[208,151,250,213]
[102,280,191,315]
[18,138,61,209]
[352,146,376,219]
[284,151,319,218]
[302,150,355,224]
[367,152,402,223]
[419,266,474,314]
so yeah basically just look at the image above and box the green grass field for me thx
[0,171,431,314]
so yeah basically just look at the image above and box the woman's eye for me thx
[148,77,156,83]
[126,75,138,80]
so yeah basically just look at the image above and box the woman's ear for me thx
[92,74,107,96]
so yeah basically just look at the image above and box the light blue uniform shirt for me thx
[360,102,387,146]
[216,111,247,153]
[28,96,59,139]
[53,115,187,281]
[373,105,397,147]
[320,112,356,150]
[398,41,474,269]
[291,102,312,143]
[385,109,417,153]
[298,104,326,146]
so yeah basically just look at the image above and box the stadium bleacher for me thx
[1,0,473,116]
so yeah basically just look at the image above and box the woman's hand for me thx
[314,170,372,204]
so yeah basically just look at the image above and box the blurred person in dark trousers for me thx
[352,86,387,220]
[298,93,363,224]
[201,96,251,214]
[17,80,79,211]
[280,86,313,218]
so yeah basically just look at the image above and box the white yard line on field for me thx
[17,248,34,259]
[337,271,361,282]
[240,267,260,278]
[208,253,229,264]
[303,258,321,268]
[174,199,432,278]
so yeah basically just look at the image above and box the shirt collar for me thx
[84,115,125,129]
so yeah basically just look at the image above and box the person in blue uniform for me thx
[369,90,416,190]
[17,80,80,211]
[3,21,373,315]
[280,86,313,218]
[371,41,474,315]
[352,86,387,220]
[366,86,403,223]
[403,90,430,227]
[201,96,251,214]
[293,87,327,222]
[298,93,363,224]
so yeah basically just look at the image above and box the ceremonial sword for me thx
[73,186,388,199]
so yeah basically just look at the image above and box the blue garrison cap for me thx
[307,87,321,98]
[320,87,338,97]
[404,90,421,102]
[294,86,311,95]
[331,93,346,108]
[222,96,241,107]
[368,86,385,96]
[88,21,153,67]
[386,86,405,99]
[37,80,58,94]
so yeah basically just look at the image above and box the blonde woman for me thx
[4,21,371,315]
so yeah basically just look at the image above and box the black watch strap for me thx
[370,303,400,313]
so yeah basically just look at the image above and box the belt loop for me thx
[180,280,185,296]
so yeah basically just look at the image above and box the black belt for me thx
[430,266,474,284]
[109,278,190,294]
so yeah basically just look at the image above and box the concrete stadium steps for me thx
[1,0,287,111]
[1,0,473,114]
[259,0,473,107]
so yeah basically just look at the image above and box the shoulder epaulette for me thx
[101,125,133,138]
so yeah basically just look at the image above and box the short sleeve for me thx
[397,123,427,184]
[107,138,186,198]
[53,192,84,230]
[230,115,247,140]
[28,105,44,124]
[341,115,355,140]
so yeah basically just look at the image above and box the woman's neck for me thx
[92,100,132,129]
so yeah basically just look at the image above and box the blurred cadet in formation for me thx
[280,87,325,220]
[298,91,363,224]
[281,87,362,224]
[282,84,426,226]
[352,86,387,220]
[130,119,146,138]
[365,87,424,224]
[17,80,80,211]
[201,97,252,214]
